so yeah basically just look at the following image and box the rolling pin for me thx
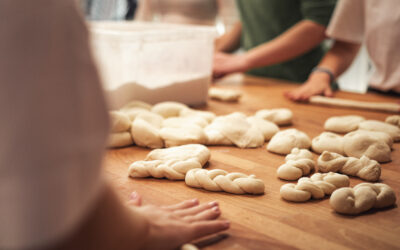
[309,96,400,113]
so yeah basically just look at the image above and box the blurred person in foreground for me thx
[0,1,229,249]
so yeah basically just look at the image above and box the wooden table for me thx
[105,76,400,250]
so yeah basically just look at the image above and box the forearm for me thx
[215,21,242,52]
[314,40,361,78]
[244,20,327,69]
[58,184,149,250]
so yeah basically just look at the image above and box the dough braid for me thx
[129,159,201,180]
[277,148,315,181]
[317,151,381,182]
[280,172,349,202]
[330,183,396,215]
[185,169,265,194]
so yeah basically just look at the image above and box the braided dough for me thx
[330,183,396,215]
[386,115,400,128]
[108,132,134,148]
[131,112,164,148]
[358,120,400,142]
[317,151,381,182]
[255,108,293,126]
[151,101,189,118]
[209,88,242,102]
[277,148,315,180]
[267,129,311,155]
[185,169,265,194]
[109,111,131,133]
[280,172,349,202]
[129,144,210,180]
[160,125,207,147]
[324,115,365,133]
[311,132,344,155]
[120,100,152,121]
[343,130,391,163]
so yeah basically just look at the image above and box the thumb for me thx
[324,87,333,97]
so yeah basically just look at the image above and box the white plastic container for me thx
[89,21,216,109]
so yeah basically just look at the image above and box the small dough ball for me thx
[160,125,207,147]
[385,115,400,128]
[358,120,400,142]
[324,115,365,133]
[285,148,313,161]
[146,144,210,166]
[109,111,131,133]
[343,131,391,163]
[203,123,233,146]
[255,108,293,126]
[267,129,311,155]
[354,130,393,148]
[151,102,189,118]
[179,108,216,123]
[209,88,242,102]
[246,116,279,141]
[108,132,134,148]
[311,132,344,155]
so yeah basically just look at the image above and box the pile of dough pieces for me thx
[108,100,295,149]
[278,113,399,215]
[129,144,265,195]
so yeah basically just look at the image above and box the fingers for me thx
[189,220,230,240]
[162,199,199,211]
[127,191,142,207]
[184,206,221,223]
[324,87,333,97]
[175,201,218,217]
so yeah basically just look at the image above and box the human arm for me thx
[285,40,361,101]
[213,20,327,78]
[134,0,153,21]
[214,21,242,53]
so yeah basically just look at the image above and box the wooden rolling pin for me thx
[309,96,400,113]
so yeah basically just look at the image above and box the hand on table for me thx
[128,192,229,250]
[213,52,249,79]
[284,72,333,102]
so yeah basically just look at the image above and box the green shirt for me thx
[236,0,336,82]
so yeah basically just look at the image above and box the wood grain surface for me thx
[104,75,400,250]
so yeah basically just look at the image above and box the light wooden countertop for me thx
[105,75,400,250]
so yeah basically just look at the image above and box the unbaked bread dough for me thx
[151,101,189,118]
[280,172,349,202]
[246,116,279,141]
[160,125,207,147]
[386,115,400,128]
[324,115,365,133]
[179,108,216,123]
[255,108,293,126]
[317,151,381,182]
[358,120,400,142]
[120,100,153,121]
[343,130,391,163]
[108,132,134,148]
[131,118,163,149]
[208,88,242,102]
[162,116,209,128]
[185,168,265,194]
[330,183,396,215]
[311,132,344,155]
[277,148,315,180]
[129,144,210,180]
[267,129,311,155]
[109,111,131,133]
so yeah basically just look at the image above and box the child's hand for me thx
[285,72,333,101]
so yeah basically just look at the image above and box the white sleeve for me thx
[326,0,365,44]
[0,1,109,249]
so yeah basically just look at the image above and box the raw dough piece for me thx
[108,132,134,148]
[185,168,265,194]
[386,115,400,128]
[129,144,210,180]
[120,100,152,121]
[131,112,164,148]
[285,148,313,161]
[280,172,349,202]
[109,111,131,133]
[358,120,400,142]
[267,129,311,155]
[179,108,216,123]
[151,101,189,118]
[208,88,242,102]
[246,116,279,141]
[343,130,391,163]
[311,132,344,155]
[255,108,293,126]
[317,151,381,182]
[160,125,207,147]
[324,115,365,133]
[330,183,396,215]
[162,116,209,128]
[277,148,315,180]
